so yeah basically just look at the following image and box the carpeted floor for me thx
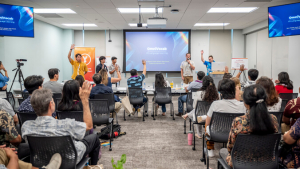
[98,96,223,169]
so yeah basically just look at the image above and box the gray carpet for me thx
[98,96,223,169]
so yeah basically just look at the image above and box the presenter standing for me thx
[201,50,215,75]
[108,57,121,78]
[68,44,88,80]
[96,56,108,73]
[180,53,195,84]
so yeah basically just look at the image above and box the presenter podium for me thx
[209,62,226,87]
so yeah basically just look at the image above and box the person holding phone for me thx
[180,53,195,84]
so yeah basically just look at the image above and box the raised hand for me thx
[225,66,229,73]
[115,65,119,71]
[142,60,146,65]
[239,64,245,72]
[201,50,204,55]
[275,80,280,84]
[79,81,92,101]
[70,44,75,50]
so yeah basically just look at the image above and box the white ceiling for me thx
[1,0,300,30]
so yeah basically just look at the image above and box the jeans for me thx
[159,104,166,112]
[81,134,101,165]
[178,95,187,113]
[133,97,148,110]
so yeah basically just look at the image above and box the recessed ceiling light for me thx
[194,23,230,26]
[117,8,163,13]
[207,7,258,13]
[62,24,97,27]
[128,23,147,27]
[34,8,76,14]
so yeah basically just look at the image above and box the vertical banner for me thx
[74,47,95,81]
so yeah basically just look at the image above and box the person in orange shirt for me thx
[68,44,88,80]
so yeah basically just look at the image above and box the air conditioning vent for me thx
[36,14,63,18]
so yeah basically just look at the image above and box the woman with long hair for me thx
[154,72,170,116]
[275,72,293,94]
[182,76,219,138]
[256,76,282,112]
[0,61,9,91]
[75,75,84,87]
[99,67,121,88]
[224,85,278,167]
[58,80,82,111]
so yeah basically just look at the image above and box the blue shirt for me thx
[107,77,112,88]
[90,84,113,99]
[127,74,145,88]
[204,60,215,75]
[96,63,108,74]
[0,73,9,88]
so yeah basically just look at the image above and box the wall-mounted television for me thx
[123,30,191,72]
[268,2,300,38]
[0,3,34,38]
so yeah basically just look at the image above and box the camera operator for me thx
[0,61,9,91]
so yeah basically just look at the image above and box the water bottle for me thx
[143,82,146,89]
[181,81,183,89]
[153,82,155,89]
[117,82,119,87]
[170,81,174,89]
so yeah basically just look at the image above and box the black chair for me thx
[17,112,37,136]
[279,93,298,101]
[124,88,148,121]
[6,92,15,109]
[56,111,83,122]
[18,98,24,107]
[218,133,281,169]
[27,135,90,169]
[201,112,244,168]
[153,87,174,120]
[89,99,113,151]
[280,99,288,112]
[55,99,61,111]
[22,92,29,100]
[53,93,62,101]
[192,101,212,151]
[94,93,118,124]
[269,111,283,133]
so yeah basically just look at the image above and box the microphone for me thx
[16,59,27,62]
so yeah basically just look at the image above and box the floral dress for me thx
[226,112,279,167]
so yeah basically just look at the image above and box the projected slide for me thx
[0,3,34,37]
[269,2,300,37]
[124,31,190,72]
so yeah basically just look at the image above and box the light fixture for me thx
[129,23,147,27]
[117,8,163,13]
[34,8,76,14]
[194,23,230,26]
[62,24,97,27]
[207,7,258,13]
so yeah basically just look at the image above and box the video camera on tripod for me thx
[9,59,27,92]
[14,59,27,70]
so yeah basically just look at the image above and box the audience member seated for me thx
[182,76,219,138]
[283,118,300,168]
[230,77,243,101]
[89,74,122,118]
[283,97,300,128]
[127,60,148,117]
[18,75,43,113]
[237,67,259,87]
[176,71,205,116]
[0,98,18,124]
[256,76,282,112]
[0,110,21,147]
[43,68,63,93]
[0,146,61,169]
[154,72,170,116]
[224,84,278,167]
[205,79,247,157]
[22,82,101,165]
[99,68,121,88]
[275,72,293,94]
[75,75,84,87]
[0,61,9,91]
[57,80,82,111]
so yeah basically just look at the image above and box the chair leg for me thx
[123,110,126,121]
[109,121,113,151]
[183,104,186,134]
[170,103,173,116]
[189,119,192,131]
[153,103,156,120]
[192,124,195,150]
[115,111,118,125]
[172,103,175,120]
[200,133,206,164]
[143,106,145,122]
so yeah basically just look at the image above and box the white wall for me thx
[288,36,300,93]
[0,19,74,91]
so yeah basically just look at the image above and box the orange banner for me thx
[74,47,95,82]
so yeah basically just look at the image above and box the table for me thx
[112,87,186,96]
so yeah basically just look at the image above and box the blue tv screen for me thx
[268,2,300,38]
[0,3,34,37]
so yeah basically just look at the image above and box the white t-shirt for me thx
[207,99,247,117]
[192,91,205,108]
[180,60,195,76]
[267,98,282,112]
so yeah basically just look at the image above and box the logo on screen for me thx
[82,53,91,65]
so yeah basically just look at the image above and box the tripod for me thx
[9,66,25,93]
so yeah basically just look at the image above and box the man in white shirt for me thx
[108,57,121,78]
[180,53,195,85]
[205,79,247,157]
[43,68,63,93]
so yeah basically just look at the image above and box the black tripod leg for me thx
[9,69,19,92]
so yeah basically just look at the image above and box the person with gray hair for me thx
[21,81,101,165]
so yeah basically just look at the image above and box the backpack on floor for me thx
[98,124,121,139]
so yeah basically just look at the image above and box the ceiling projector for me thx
[147,18,167,28]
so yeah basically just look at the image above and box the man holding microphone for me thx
[180,53,195,85]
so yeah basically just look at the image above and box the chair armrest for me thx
[77,157,90,168]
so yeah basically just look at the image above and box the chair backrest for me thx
[279,93,298,101]
[194,101,212,122]
[0,90,7,99]
[55,99,61,110]
[128,88,144,105]
[280,99,288,112]
[18,98,24,106]
[56,111,83,122]
[27,135,78,169]
[94,93,115,113]
[269,111,283,133]
[209,112,244,143]
[231,133,281,169]
[186,92,194,112]
[17,112,37,127]
[154,87,172,104]
[89,99,110,125]
[6,92,15,109]
[22,92,29,100]
[53,93,62,100]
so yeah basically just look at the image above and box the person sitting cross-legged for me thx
[22,81,101,165]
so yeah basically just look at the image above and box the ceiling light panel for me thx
[34,8,76,14]
[117,8,163,13]
[62,24,97,27]
[128,23,147,27]
[194,23,230,26]
[207,7,258,13]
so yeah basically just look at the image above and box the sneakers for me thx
[131,108,135,116]
[42,153,62,169]
[208,150,214,157]
[137,108,142,117]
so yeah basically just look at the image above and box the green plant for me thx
[111,154,126,169]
